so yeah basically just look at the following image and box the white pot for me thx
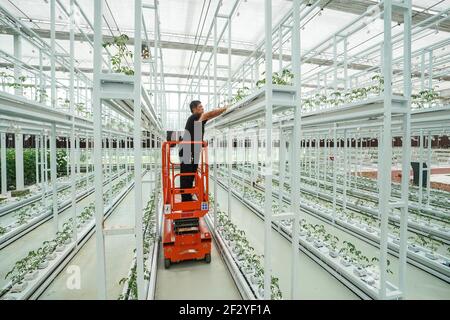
[250,274,259,286]
[56,244,66,252]
[64,238,72,245]
[242,267,254,276]
[24,270,39,281]
[425,252,438,260]
[11,281,28,293]
[313,240,324,248]
[347,219,355,225]
[340,257,352,267]
[299,229,307,237]
[258,287,264,299]
[306,236,314,243]
[353,266,367,277]
[329,250,339,258]
[363,276,376,286]
[38,260,49,269]
[408,244,420,253]
[47,252,57,261]
[365,226,375,233]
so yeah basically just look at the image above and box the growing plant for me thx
[324,233,339,251]
[370,257,393,275]
[102,34,134,75]
[37,88,48,102]
[234,86,250,102]
[256,68,294,88]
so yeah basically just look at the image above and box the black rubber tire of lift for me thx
[205,253,211,263]
[164,258,171,269]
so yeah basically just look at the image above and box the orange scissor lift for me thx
[161,141,211,269]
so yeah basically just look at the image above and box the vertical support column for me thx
[39,49,44,103]
[263,0,273,300]
[428,50,433,90]
[13,34,22,96]
[69,0,77,243]
[418,129,423,209]
[290,0,301,299]
[15,133,24,190]
[420,52,425,91]
[125,136,129,180]
[76,135,81,175]
[50,0,56,108]
[93,0,106,300]
[278,130,286,210]
[66,138,70,177]
[134,0,145,300]
[0,133,6,195]
[41,134,47,204]
[426,132,431,206]
[227,131,232,218]
[343,130,348,209]
[332,125,337,220]
[154,6,159,118]
[177,86,181,129]
[212,16,218,227]
[278,26,283,71]
[378,0,393,300]
[252,130,258,186]
[228,16,232,103]
[398,0,411,297]
[50,124,58,233]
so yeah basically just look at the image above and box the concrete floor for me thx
[213,181,450,300]
[39,173,151,300]
[155,240,241,299]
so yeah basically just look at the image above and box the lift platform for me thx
[161,141,211,268]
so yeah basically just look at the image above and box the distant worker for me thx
[179,100,227,201]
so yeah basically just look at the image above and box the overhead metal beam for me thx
[287,0,450,33]
[2,62,448,83]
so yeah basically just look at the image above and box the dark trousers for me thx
[180,162,198,201]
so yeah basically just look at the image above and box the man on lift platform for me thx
[161,101,227,269]
[179,100,228,201]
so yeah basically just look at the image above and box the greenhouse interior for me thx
[0,0,449,303]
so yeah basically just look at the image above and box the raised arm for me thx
[199,106,228,122]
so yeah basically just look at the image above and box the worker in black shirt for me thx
[179,100,227,201]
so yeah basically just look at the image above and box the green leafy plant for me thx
[103,34,134,75]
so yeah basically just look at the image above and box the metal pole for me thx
[426,132,431,207]
[50,124,58,233]
[263,0,273,300]
[0,133,6,195]
[51,0,56,108]
[15,133,24,190]
[332,124,337,220]
[69,0,77,243]
[13,34,22,96]
[378,0,393,299]
[418,129,423,209]
[41,134,47,204]
[227,130,232,218]
[134,0,145,300]
[343,130,348,209]
[399,0,411,296]
[93,0,106,300]
[290,0,301,299]
[213,16,218,229]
